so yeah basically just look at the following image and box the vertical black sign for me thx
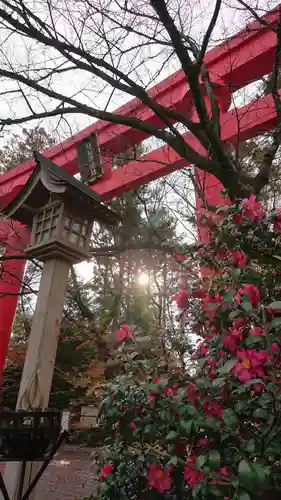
[77,132,103,184]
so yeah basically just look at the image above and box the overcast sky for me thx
[0,0,279,148]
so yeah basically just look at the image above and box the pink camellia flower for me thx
[184,456,203,487]
[201,293,222,320]
[234,349,270,383]
[273,208,281,231]
[100,463,113,480]
[240,193,265,221]
[129,421,136,430]
[172,289,190,308]
[231,250,247,267]
[215,246,227,261]
[236,284,260,307]
[147,464,172,493]
[253,383,264,393]
[116,323,133,342]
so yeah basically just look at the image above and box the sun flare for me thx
[137,272,150,286]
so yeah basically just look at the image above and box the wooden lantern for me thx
[1,153,119,263]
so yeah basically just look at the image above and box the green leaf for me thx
[271,317,281,328]
[242,300,252,312]
[186,405,197,417]
[166,431,178,441]
[208,450,220,470]
[232,268,241,280]
[253,408,268,419]
[232,477,239,488]
[197,358,207,369]
[192,484,202,499]
[244,378,264,387]
[251,462,267,487]
[168,456,178,466]
[246,438,256,453]
[222,408,238,428]
[238,492,251,500]
[238,459,256,489]
[209,486,224,496]
[268,301,281,309]
[179,420,193,435]
[196,378,210,389]
[218,358,237,374]
[235,400,249,412]
[212,378,225,388]
[246,335,263,346]
[199,417,220,431]
[196,455,206,470]
[230,310,242,320]
[222,291,236,301]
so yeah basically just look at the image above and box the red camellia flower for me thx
[129,421,136,430]
[231,250,247,267]
[223,327,243,352]
[100,463,113,480]
[186,383,198,406]
[234,212,243,224]
[116,323,133,342]
[236,284,260,307]
[234,349,270,383]
[203,401,222,419]
[172,289,190,308]
[240,193,265,221]
[192,286,206,299]
[249,327,264,337]
[173,251,187,262]
[184,456,203,487]
[198,437,209,447]
[211,467,230,485]
[197,341,209,356]
[147,464,172,493]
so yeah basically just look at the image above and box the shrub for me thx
[94,195,281,500]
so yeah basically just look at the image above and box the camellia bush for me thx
[94,194,281,500]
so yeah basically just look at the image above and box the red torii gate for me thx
[0,4,280,373]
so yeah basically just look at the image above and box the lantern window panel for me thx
[62,216,89,247]
[33,203,62,245]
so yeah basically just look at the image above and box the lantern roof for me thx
[1,152,120,227]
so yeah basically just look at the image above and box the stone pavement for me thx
[30,446,97,500]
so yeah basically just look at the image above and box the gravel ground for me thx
[35,446,98,500]
[0,446,98,500]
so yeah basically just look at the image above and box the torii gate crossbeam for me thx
[0,4,280,373]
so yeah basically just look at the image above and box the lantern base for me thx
[26,239,91,263]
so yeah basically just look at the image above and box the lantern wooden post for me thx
[1,152,120,500]
[4,259,70,500]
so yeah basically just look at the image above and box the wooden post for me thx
[3,258,70,500]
